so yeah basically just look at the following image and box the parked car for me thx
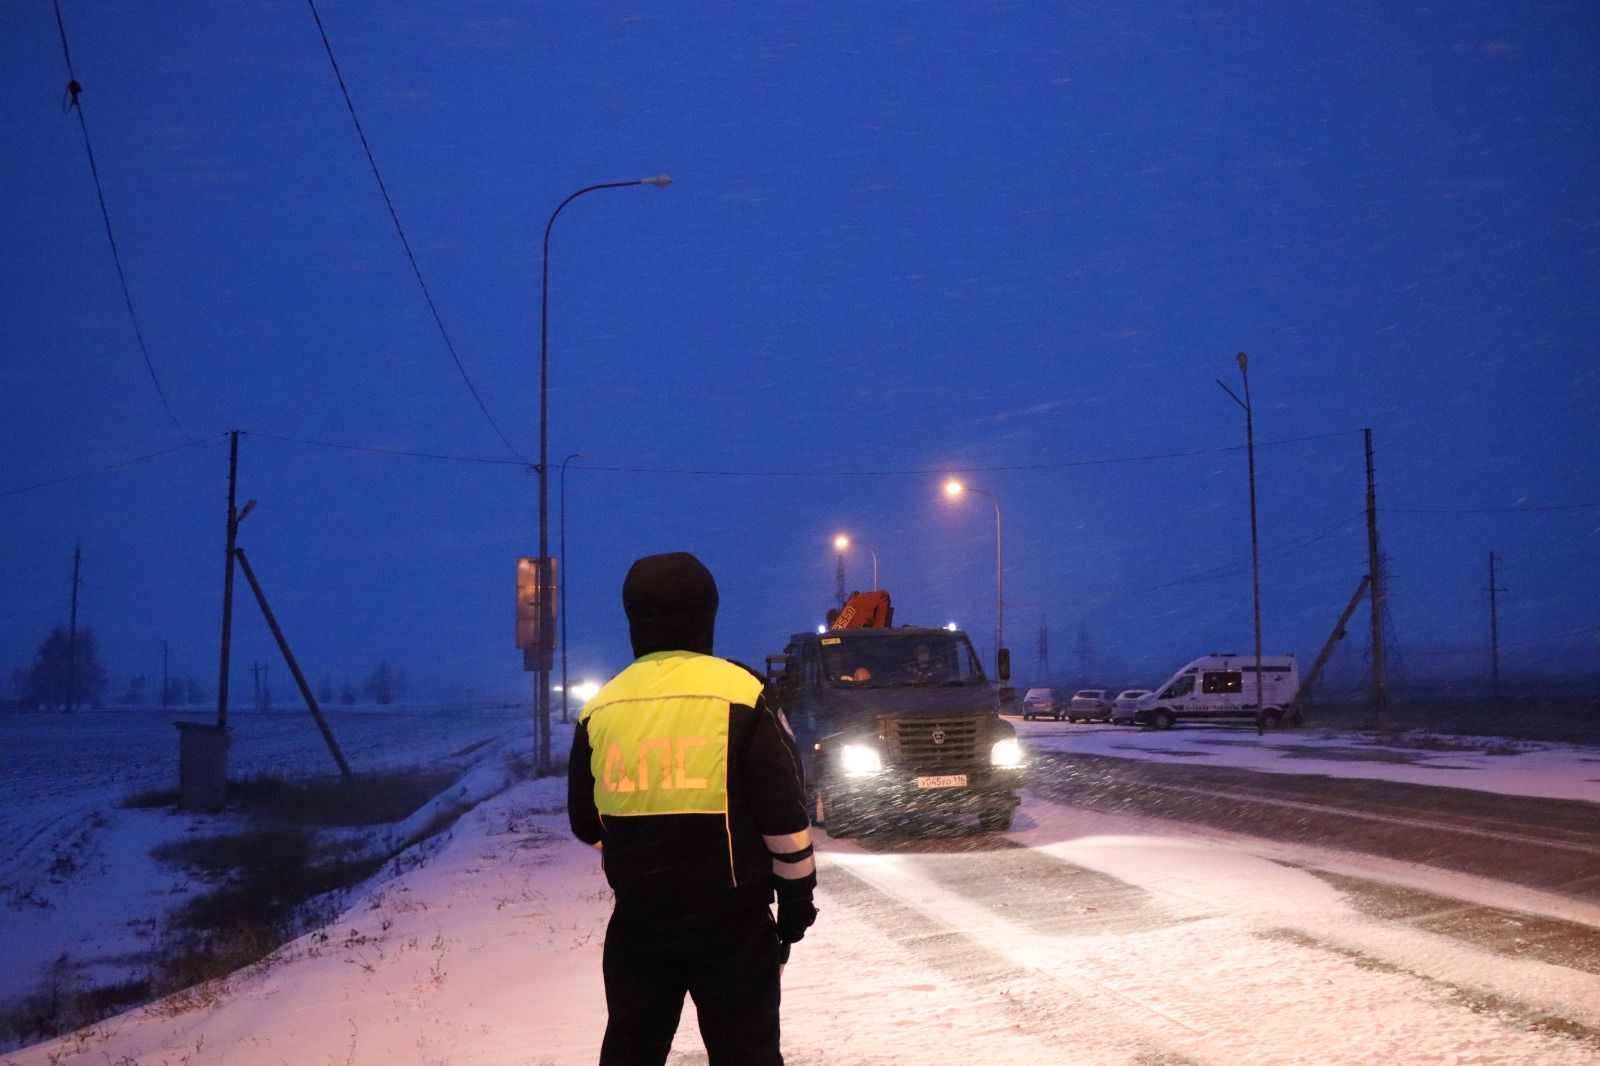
[1066,688,1113,722]
[1020,687,1064,721]
[1110,689,1151,724]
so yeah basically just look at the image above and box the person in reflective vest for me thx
[569,552,816,1066]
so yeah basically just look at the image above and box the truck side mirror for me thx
[997,647,1011,682]
[765,654,791,684]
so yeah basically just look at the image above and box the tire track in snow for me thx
[816,846,1202,1065]
[816,796,1600,1065]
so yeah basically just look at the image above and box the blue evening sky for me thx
[3,2,1595,701]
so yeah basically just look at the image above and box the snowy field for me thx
[0,704,528,1030]
[0,704,529,908]
[4,712,1600,1063]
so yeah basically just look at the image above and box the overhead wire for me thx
[1389,503,1600,514]
[578,428,1366,478]
[247,430,530,468]
[303,0,528,465]
[10,428,1596,524]
[2,428,1348,499]
[241,426,1356,476]
[0,433,225,499]
[51,0,191,440]
[1091,510,1369,605]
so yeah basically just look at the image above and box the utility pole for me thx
[162,641,170,714]
[1364,428,1389,728]
[1487,551,1504,698]
[1037,616,1050,685]
[67,541,82,711]
[1217,353,1264,732]
[216,430,240,729]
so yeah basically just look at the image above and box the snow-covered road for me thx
[10,743,1600,1065]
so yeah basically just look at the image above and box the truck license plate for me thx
[915,774,967,789]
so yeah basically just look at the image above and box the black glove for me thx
[776,894,818,944]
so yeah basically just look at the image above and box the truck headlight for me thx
[839,743,884,775]
[990,738,1023,768]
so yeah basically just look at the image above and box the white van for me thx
[1132,653,1300,730]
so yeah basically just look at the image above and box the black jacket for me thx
[568,663,809,926]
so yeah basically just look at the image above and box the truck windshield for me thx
[820,633,985,687]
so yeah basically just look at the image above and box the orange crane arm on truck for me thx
[830,590,893,629]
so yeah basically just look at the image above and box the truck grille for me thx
[883,716,984,772]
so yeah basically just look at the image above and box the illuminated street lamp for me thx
[942,479,1008,682]
[533,175,671,774]
[832,533,879,589]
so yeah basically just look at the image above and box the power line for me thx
[1397,624,1597,655]
[0,434,225,499]
[579,429,1364,478]
[1389,503,1600,514]
[303,0,527,465]
[12,429,1598,525]
[2,428,1351,497]
[249,431,530,468]
[245,427,1359,476]
[1093,511,1368,605]
[51,0,190,439]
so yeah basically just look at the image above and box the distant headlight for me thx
[990,738,1023,768]
[840,743,884,774]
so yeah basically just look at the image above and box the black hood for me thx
[622,552,718,657]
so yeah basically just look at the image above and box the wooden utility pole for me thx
[216,430,240,729]
[1488,551,1504,698]
[233,546,352,780]
[1363,428,1389,727]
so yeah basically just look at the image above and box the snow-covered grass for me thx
[0,705,532,1050]
[4,710,1600,1063]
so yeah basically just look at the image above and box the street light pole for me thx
[1217,352,1264,734]
[833,534,879,591]
[560,451,584,726]
[536,175,670,774]
[943,480,1005,678]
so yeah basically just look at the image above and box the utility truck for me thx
[1132,653,1300,730]
[764,591,1023,835]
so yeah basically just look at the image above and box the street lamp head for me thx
[1237,350,1248,372]
[834,534,850,552]
[640,174,673,187]
[943,479,965,498]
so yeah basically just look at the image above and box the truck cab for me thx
[766,626,1024,834]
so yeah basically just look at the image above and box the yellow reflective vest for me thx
[579,651,765,818]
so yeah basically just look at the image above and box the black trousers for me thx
[599,906,783,1066]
